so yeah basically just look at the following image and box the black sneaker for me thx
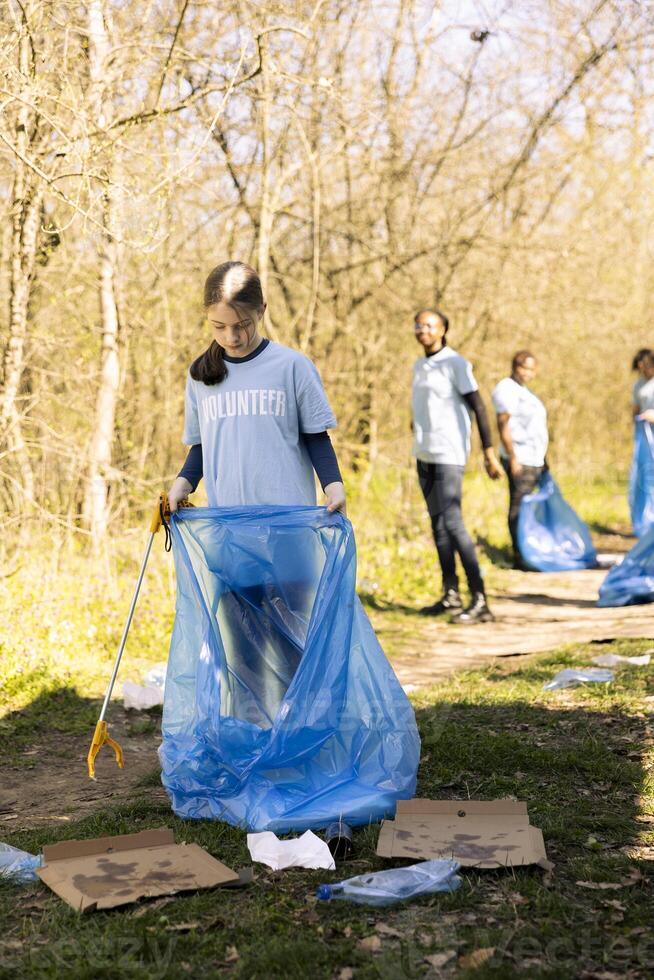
[451,592,495,624]
[419,589,463,616]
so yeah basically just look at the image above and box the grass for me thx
[1,640,653,979]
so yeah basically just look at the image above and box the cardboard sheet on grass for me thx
[37,828,239,912]
[377,800,553,871]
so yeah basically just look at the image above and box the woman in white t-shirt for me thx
[492,350,548,569]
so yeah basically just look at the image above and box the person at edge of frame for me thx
[632,348,654,422]
[492,350,549,571]
[411,308,502,624]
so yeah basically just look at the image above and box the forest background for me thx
[1,0,653,586]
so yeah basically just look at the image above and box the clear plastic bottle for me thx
[316,859,460,907]
[0,843,41,883]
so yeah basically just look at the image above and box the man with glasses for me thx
[412,309,501,623]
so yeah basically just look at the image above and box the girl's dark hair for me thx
[190,262,264,385]
[632,348,652,371]
[512,349,535,372]
[415,308,449,335]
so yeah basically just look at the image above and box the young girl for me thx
[167,261,346,513]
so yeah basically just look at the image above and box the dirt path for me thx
[1,710,166,831]
[389,565,654,689]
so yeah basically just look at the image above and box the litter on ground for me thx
[316,859,461,906]
[122,662,167,709]
[247,830,335,871]
[36,828,239,912]
[542,668,614,690]
[376,798,552,870]
[591,652,651,667]
[0,842,41,883]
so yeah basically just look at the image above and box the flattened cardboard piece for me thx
[38,827,240,912]
[377,799,553,871]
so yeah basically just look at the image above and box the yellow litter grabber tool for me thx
[87,493,192,779]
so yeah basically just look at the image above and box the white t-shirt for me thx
[411,346,477,466]
[633,377,654,413]
[491,376,548,467]
[182,341,336,507]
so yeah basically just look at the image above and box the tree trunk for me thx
[81,0,121,540]
[0,21,40,506]
[82,215,121,538]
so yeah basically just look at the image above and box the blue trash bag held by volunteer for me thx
[517,472,596,572]
[598,524,654,607]
[159,505,420,833]
[629,419,654,537]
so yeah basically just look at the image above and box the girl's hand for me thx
[324,481,347,515]
[639,409,654,423]
[168,476,193,512]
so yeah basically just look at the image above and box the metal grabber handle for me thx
[87,493,188,778]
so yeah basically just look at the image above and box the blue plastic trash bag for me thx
[517,472,596,572]
[159,506,420,832]
[629,420,654,537]
[598,524,654,606]
[0,843,41,883]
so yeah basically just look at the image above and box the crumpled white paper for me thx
[542,668,614,690]
[122,663,167,709]
[592,653,651,667]
[247,830,336,870]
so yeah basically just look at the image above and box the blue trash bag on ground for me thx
[517,472,597,572]
[598,523,654,606]
[629,420,654,537]
[159,505,420,833]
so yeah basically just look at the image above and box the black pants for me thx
[417,461,484,595]
[501,457,544,558]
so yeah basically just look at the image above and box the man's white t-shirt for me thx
[491,376,548,467]
[411,346,477,466]
[633,377,654,413]
[182,341,336,507]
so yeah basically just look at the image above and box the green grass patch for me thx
[1,640,652,979]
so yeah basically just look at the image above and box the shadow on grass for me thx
[0,686,102,755]
[505,592,599,609]
[589,521,634,540]
[475,534,514,567]
[357,591,426,615]
[0,685,162,770]
[413,692,652,862]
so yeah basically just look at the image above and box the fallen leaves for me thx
[459,947,496,969]
[576,870,644,891]
[424,950,457,969]
[358,934,382,953]
[374,923,403,938]
[507,891,530,906]
[131,897,174,918]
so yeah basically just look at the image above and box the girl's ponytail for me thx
[190,340,228,385]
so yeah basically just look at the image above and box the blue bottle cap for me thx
[316,884,332,901]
